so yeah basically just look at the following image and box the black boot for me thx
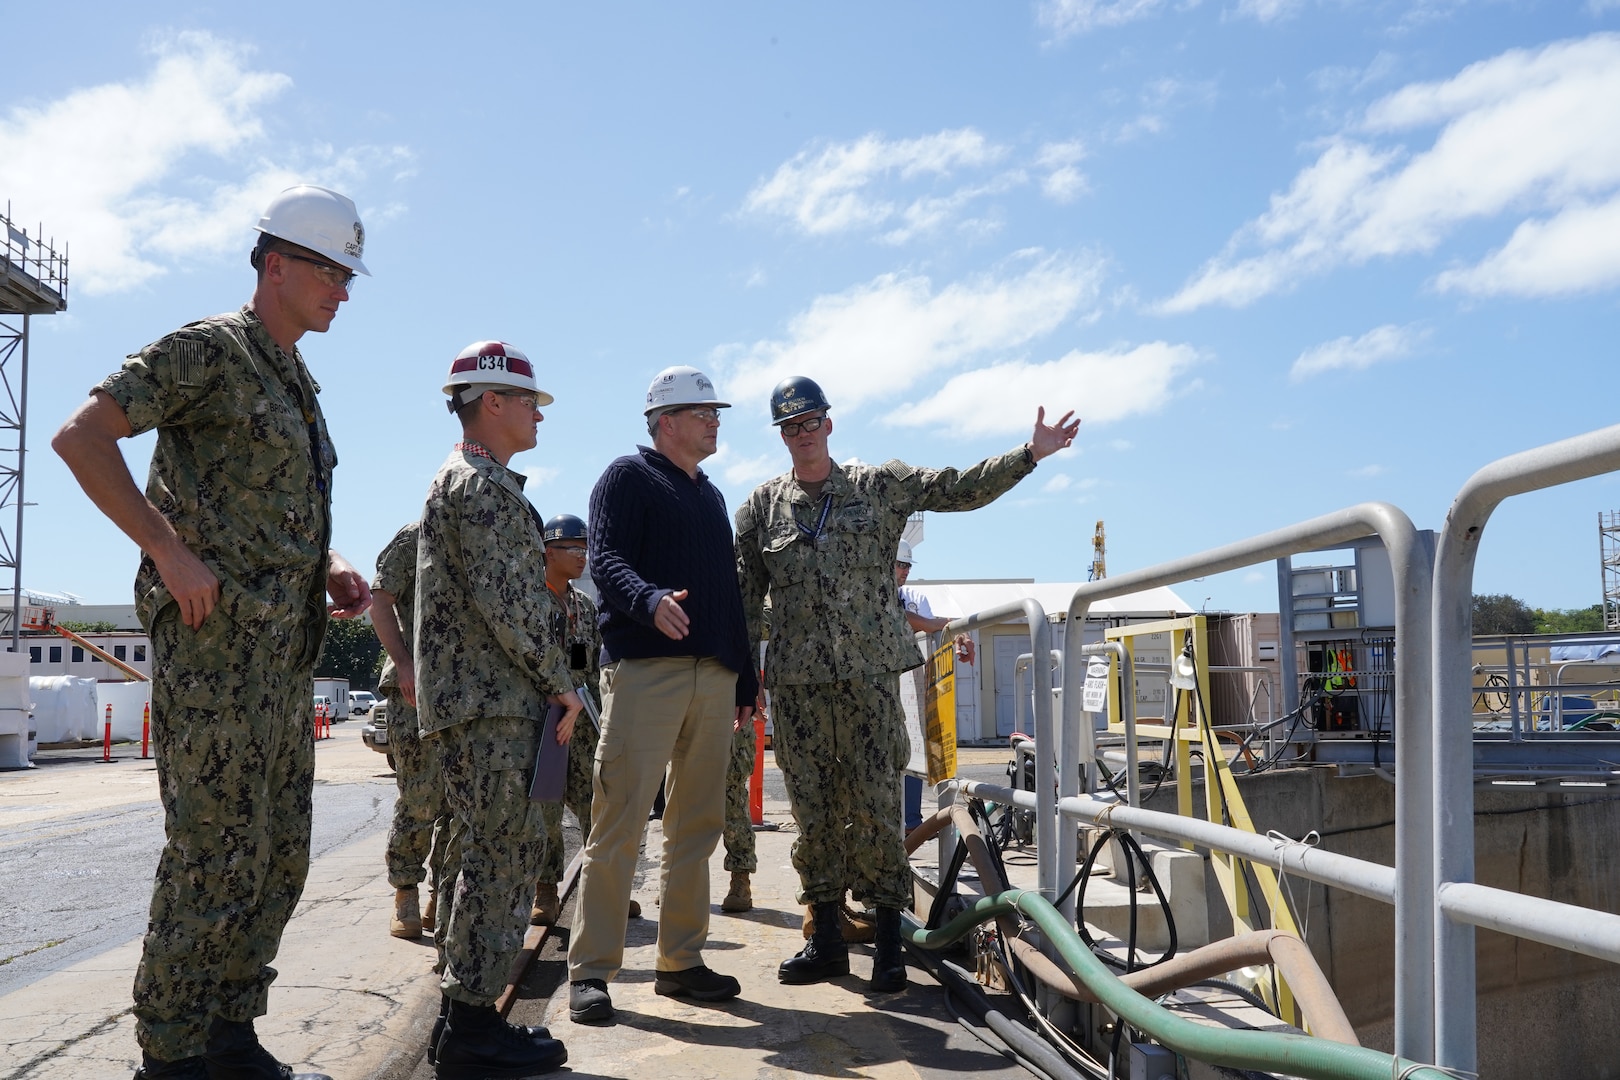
[778,900,850,984]
[429,993,550,1066]
[202,1018,332,1079]
[869,906,908,993]
[434,998,567,1080]
[133,1054,208,1079]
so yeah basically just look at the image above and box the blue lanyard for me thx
[795,494,833,544]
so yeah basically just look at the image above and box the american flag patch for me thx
[172,339,206,387]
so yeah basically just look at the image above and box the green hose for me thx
[908,889,1453,1080]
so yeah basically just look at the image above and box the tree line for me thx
[1472,594,1607,636]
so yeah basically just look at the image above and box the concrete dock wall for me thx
[1142,766,1620,1078]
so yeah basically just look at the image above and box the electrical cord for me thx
[1060,828,1179,973]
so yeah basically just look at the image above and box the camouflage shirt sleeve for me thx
[372,521,419,689]
[735,494,771,679]
[99,327,233,436]
[884,446,1036,514]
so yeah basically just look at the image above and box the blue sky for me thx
[3,2,1618,614]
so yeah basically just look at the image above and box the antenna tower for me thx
[1089,519,1106,581]
[0,202,68,652]
[1602,512,1620,632]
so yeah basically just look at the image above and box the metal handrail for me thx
[1431,423,1620,1073]
[942,600,1055,907]
[1059,502,1435,1061]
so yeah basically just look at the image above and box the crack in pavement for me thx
[4,1007,133,1080]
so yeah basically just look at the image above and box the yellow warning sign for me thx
[923,641,957,785]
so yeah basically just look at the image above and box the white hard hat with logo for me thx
[255,185,370,275]
[644,366,730,416]
[442,341,554,411]
[896,540,914,566]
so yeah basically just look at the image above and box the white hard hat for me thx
[255,185,370,275]
[644,366,730,416]
[896,540,914,565]
[442,341,554,410]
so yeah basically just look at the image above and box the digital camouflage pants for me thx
[133,607,316,1060]
[434,716,549,1006]
[722,718,757,873]
[771,674,911,909]
[536,710,597,884]
[385,692,449,890]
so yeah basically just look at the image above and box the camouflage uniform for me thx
[98,307,334,1061]
[372,521,449,891]
[722,720,758,873]
[537,583,602,884]
[415,443,573,1005]
[736,448,1034,907]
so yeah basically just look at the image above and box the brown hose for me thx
[905,797,1358,1046]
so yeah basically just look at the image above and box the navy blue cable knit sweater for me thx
[588,445,758,707]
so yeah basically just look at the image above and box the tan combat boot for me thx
[800,901,874,943]
[531,882,561,926]
[721,871,753,912]
[390,886,422,939]
[420,890,437,933]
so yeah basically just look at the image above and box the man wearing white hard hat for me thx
[413,340,578,1077]
[566,366,757,1024]
[53,185,374,1080]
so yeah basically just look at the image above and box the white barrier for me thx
[98,681,153,741]
[29,676,98,742]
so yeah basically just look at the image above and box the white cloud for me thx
[1042,473,1074,493]
[710,443,782,490]
[742,129,1006,237]
[1161,33,1620,311]
[713,251,1107,412]
[1235,0,1302,22]
[0,31,408,296]
[521,465,562,487]
[1289,324,1423,382]
[1435,196,1620,296]
[1036,0,1170,40]
[888,341,1200,437]
[1036,140,1089,203]
[743,129,1093,241]
[1348,464,1388,477]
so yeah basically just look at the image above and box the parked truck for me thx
[312,677,351,721]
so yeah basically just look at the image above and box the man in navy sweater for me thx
[567,366,759,1023]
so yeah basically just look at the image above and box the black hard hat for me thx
[542,514,587,543]
[770,376,831,425]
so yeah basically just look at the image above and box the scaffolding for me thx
[1603,511,1620,631]
[0,203,69,653]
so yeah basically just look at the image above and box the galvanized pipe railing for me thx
[943,600,1055,899]
[1431,424,1620,1073]
[958,779,1399,905]
[1059,503,1434,1062]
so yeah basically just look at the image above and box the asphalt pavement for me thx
[1,723,1033,1080]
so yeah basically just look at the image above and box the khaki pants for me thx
[568,657,736,983]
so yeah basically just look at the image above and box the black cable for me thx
[1189,977,1278,1017]
[1064,829,1178,971]
[927,830,973,931]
